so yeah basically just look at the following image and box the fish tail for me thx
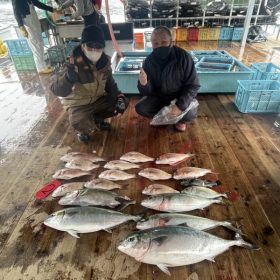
[235,233,260,250]
[224,219,244,235]
[132,215,142,222]
[217,197,231,206]
[116,197,136,211]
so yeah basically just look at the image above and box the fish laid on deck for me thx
[180,178,221,188]
[58,188,135,208]
[155,153,194,165]
[61,152,105,163]
[65,158,100,171]
[104,160,140,170]
[181,186,228,199]
[142,184,179,195]
[173,167,214,180]
[53,168,92,180]
[136,213,242,234]
[84,178,122,190]
[141,193,224,212]
[139,168,172,180]
[52,182,84,197]
[98,170,136,181]
[44,206,141,238]
[120,152,154,163]
[118,226,259,275]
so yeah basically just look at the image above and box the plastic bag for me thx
[150,99,199,126]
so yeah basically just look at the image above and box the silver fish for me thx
[61,152,105,163]
[120,152,154,163]
[118,226,259,275]
[181,186,228,199]
[104,160,140,170]
[65,158,99,171]
[44,206,141,238]
[52,182,84,197]
[136,213,242,234]
[142,184,179,196]
[141,193,224,212]
[173,167,213,180]
[180,178,221,188]
[84,179,122,190]
[139,168,172,180]
[98,170,136,181]
[155,153,194,165]
[58,188,134,208]
[53,168,91,180]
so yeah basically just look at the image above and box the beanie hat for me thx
[81,25,105,48]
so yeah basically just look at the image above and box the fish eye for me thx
[128,236,135,242]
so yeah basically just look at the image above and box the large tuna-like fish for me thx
[98,170,136,181]
[181,186,228,199]
[118,226,259,275]
[136,213,242,234]
[142,184,179,196]
[173,167,213,180]
[155,153,194,165]
[139,168,172,180]
[58,188,134,208]
[53,168,91,180]
[120,152,154,163]
[104,160,140,170]
[44,206,141,238]
[52,182,84,197]
[141,193,224,212]
[65,158,99,171]
[60,152,105,163]
[84,179,122,190]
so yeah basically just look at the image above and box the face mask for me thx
[83,48,102,63]
[153,46,171,59]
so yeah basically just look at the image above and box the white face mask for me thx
[83,48,103,63]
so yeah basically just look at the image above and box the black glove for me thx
[66,63,78,83]
[115,95,129,114]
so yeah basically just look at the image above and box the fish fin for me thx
[177,223,189,227]
[157,264,171,276]
[104,229,112,233]
[234,233,260,250]
[206,257,215,262]
[152,236,169,246]
[68,230,80,238]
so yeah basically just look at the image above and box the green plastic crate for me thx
[11,55,36,71]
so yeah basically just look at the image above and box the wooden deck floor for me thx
[0,41,279,280]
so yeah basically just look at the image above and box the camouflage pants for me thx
[67,95,118,134]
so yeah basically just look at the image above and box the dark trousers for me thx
[83,11,99,27]
[135,96,198,123]
[68,95,117,134]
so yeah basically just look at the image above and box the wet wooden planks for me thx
[0,94,279,279]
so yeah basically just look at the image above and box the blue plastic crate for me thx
[219,27,234,41]
[196,61,232,72]
[11,55,36,71]
[251,62,280,81]
[65,40,80,57]
[234,80,280,113]
[115,58,142,73]
[200,55,234,66]
[232,27,244,41]
[191,50,224,61]
[5,39,32,56]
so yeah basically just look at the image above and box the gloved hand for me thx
[19,26,28,38]
[115,94,129,114]
[66,58,78,83]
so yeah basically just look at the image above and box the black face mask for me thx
[153,46,172,60]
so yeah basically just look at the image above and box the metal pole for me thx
[254,0,262,25]
[228,0,234,27]
[240,0,256,49]
[176,0,179,28]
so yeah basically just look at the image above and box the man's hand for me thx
[115,94,129,114]
[170,104,183,116]
[66,57,78,83]
[19,26,28,38]
[139,68,147,86]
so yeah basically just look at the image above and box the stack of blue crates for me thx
[235,62,280,113]
[5,39,36,71]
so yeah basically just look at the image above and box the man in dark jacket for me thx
[135,26,200,132]
[51,25,129,142]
